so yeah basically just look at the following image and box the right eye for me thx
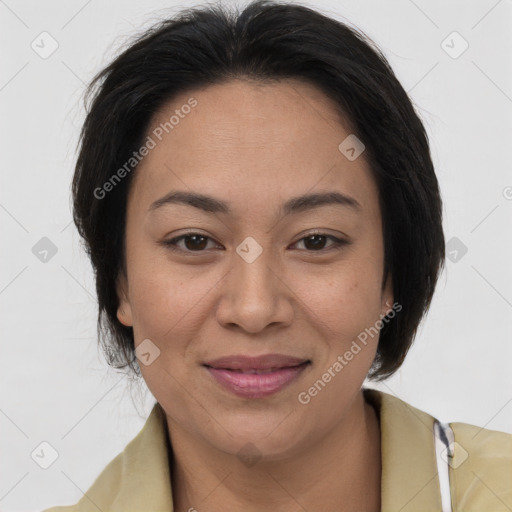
[161,233,222,253]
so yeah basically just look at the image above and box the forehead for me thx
[128,78,379,221]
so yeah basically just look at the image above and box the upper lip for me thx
[204,354,310,371]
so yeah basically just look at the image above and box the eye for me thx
[162,233,220,253]
[161,231,349,254]
[291,232,348,252]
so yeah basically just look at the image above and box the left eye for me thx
[293,233,347,251]
[162,232,348,253]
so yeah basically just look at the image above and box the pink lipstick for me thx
[203,354,310,399]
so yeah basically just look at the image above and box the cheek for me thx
[296,257,384,338]
[128,269,201,342]
[128,268,207,406]
[125,235,206,336]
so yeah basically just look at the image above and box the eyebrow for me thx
[147,190,362,218]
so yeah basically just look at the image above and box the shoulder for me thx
[41,402,174,512]
[449,421,512,511]
[41,451,125,512]
[364,388,512,511]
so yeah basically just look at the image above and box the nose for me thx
[215,246,294,334]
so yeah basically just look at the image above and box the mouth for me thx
[203,354,311,398]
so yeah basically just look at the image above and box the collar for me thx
[86,389,444,511]
[364,388,443,511]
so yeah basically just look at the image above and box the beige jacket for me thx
[43,389,512,511]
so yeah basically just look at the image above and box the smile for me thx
[204,361,311,398]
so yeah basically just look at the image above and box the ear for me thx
[380,272,394,317]
[116,272,133,327]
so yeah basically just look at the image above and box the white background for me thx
[1,0,511,510]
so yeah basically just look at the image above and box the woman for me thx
[44,1,512,511]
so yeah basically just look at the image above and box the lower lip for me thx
[204,363,310,399]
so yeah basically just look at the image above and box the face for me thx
[116,78,393,460]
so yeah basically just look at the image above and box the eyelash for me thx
[161,231,349,255]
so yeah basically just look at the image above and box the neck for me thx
[167,390,381,512]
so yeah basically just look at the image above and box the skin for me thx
[116,78,393,512]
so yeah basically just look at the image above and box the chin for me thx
[206,415,307,461]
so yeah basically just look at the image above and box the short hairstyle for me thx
[72,0,445,381]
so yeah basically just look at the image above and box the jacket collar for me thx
[109,400,174,511]
[103,389,443,511]
[364,388,443,511]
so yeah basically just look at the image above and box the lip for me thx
[204,354,309,371]
[203,354,310,399]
